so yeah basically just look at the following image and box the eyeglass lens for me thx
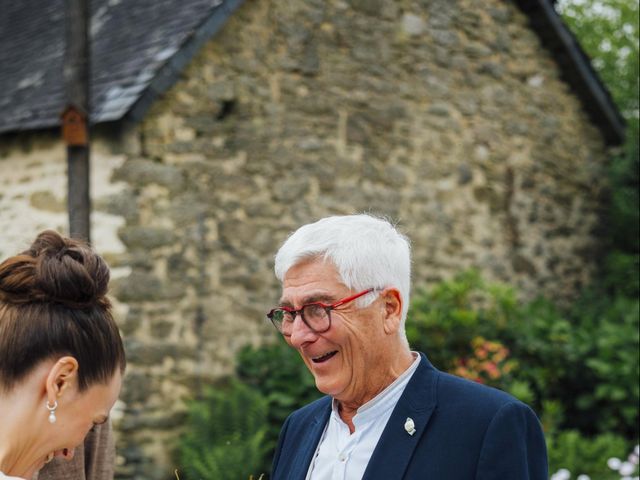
[273,304,330,334]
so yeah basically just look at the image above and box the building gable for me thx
[0,0,243,132]
[0,0,625,144]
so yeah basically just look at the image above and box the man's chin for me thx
[313,376,344,397]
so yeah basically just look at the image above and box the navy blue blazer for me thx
[272,353,547,479]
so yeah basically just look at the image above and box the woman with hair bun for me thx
[0,230,126,480]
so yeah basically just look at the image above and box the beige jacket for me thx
[34,422,114,480]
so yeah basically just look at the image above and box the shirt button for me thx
[338,453,346,462]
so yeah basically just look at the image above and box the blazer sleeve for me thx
[475,401,548,480]
[271,414,292,479]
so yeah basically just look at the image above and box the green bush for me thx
[569,293,640,437]
[406,270,517,372]
[406,270,639,439]
[177,381,270,480]
[236,342,323,475]
[547,430,631,479]
[176,342,322,479]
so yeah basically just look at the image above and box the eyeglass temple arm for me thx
[330,288,375,309]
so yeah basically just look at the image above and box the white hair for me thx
[274,214,412,337]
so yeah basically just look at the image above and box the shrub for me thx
[177,381,270,480]
[236,341,322,475]
[406,270,639,439]
[406,270,517,372]
[569,293,640,438]
[547,430,632,480]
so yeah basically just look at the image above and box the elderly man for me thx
[269,214,547,479]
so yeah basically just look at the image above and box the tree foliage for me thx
[558,0,639,120]
[557,0,639,298]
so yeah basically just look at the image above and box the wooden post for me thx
[63,0,91,242]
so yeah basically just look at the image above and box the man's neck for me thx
[337,350,415,433]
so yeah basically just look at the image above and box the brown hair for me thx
[0,230,126,392]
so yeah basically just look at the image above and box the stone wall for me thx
[0,132,127,263]
[0,0,611,479]
[111,1,609,477]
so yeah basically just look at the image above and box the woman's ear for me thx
[381,288,403,335]
[45,356,79,404]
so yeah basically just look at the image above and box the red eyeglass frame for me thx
[267,288,375,334]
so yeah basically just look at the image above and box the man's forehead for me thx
[279,258,348,300]
[278,288,339,306]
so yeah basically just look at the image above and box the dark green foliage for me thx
[177,381,270,480]
[235,341,323,476]
[569,293,640,437]
[608,137,640,257]
[176,342,321,479]
[547,430,631,479]
[603,122,640,301]
[517,294,639,439]
[551,2,640,466]
[406,271,639,477]
[557,0,638,121]
[406,270,517,372]
[406,270,639,439]
[559,0,640,303]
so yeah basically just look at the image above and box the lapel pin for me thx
[404,417,416,436]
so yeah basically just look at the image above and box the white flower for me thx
[630,453,640,466]
[608,457,622,470]
[635,445,640,456]
[551,469,571,480]
[620,462,636,475]
[577,475,590,480]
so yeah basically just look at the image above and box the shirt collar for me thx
[331,352,421,425]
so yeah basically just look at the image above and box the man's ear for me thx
[380,288,403,335]
[45,356,79,404]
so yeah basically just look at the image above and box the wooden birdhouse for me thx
[61,105,88,146]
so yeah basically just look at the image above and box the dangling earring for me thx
[46,400,58,424]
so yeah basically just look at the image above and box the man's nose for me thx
[289,313,317,347]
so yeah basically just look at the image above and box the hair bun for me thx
[0,230,110,308]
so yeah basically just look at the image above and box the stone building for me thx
[0,0,624,478]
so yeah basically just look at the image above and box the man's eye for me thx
[305,305,324,317]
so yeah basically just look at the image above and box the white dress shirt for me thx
[306,353,421,480]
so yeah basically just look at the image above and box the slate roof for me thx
[514,0,625,144]
[0,0,625,144]
[0,0,244,133]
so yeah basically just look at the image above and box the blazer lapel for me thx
[362,354,439,480]
[289,401,332,479]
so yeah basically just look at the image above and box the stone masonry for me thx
[0,0,610,478]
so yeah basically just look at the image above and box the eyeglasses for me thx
[267,288,374,336]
